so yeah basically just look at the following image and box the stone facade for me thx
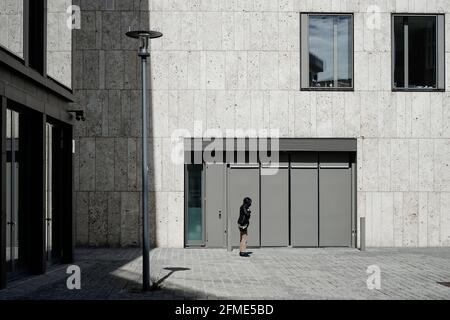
[73,0,450,248]
[47,0,73,88]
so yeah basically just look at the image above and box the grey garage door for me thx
[290,152,352,247]
[319,153,352,247]
[228,165,260,247]
[290,153,319,247]
[260,164,289,247]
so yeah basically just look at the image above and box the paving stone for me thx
[1,248,450,300]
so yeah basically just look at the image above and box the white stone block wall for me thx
[73,0,450,248]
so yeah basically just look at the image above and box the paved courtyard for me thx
[0,247,450,300]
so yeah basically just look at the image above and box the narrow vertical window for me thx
[186,164,203,245]
[301,14,353,90]
[393,15,445,90]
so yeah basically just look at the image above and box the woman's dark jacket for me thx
[237,205,251,229]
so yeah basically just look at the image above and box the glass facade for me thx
[0,1,74,289]
[0,0,24,58]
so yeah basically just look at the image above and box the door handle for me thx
[219,210,222,219]
[7,221,15,226]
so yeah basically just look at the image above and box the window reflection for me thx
[337,16,352,87]
[309,16,334,87]
[187,165,202,242]
[308,15,352,88]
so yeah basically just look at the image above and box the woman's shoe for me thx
[239,252,249,257]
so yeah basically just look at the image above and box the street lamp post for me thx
[125,30,162,291]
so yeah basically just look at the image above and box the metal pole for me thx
[141,53,150,291]
[126,30,162,292]
[360,217,366,251]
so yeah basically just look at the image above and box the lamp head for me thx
[125,30,163,58]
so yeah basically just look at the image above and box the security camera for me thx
[68,109,85,122]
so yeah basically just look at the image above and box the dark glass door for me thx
[5,109,28,276]
[45,123,53,262]
[45,121,63,264]
[185,164,203,246]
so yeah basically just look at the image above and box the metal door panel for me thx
[205,163,226,247]
[290,168,319,247]
[319,167,352,247]
[228,167,260,247]
[261,167,289,246]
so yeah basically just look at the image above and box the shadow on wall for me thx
[72,0,160,248]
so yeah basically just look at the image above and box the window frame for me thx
[391,13,445,92]
[300,12,355,91]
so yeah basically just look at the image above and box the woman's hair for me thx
[243,197,252,206]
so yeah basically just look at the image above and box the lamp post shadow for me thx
[151,267,191,291]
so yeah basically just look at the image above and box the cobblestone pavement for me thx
[1,248,450,300]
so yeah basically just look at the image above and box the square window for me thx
[393,15,445,90]
[301,14,353,90]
